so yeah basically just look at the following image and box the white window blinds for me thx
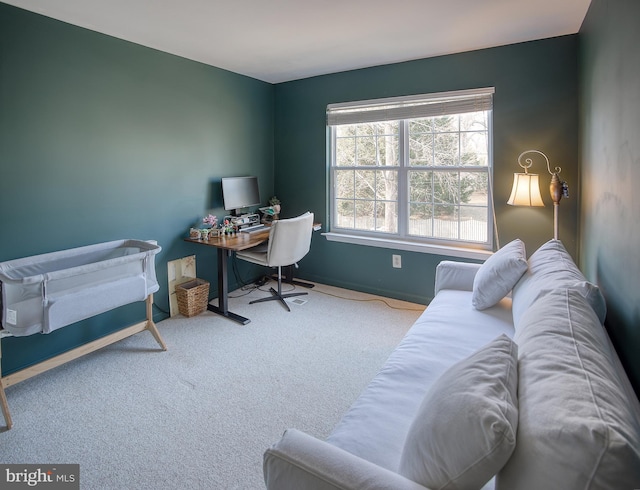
[327,87,494,126]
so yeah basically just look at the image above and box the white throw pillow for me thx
[399,334,518,490]
[472,239,527,310]
[497,288,640,489]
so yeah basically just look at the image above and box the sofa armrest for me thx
[434,261,482,295]
[264,429,430,490]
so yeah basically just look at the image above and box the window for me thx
[327,88,494,254]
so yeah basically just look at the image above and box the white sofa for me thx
[263,239,640,490]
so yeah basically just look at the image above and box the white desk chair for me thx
[236,212,314,311]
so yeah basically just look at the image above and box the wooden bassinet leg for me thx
[145,294,167,351]
[0,338,13,429]
[0,381,11,430]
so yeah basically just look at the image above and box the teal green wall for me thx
[0,4,274,374]
[579,0,640,392]
[274,36,580,303]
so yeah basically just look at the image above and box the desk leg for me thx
[217,248,229,313]
[207,248,251,325]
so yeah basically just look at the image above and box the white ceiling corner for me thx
[3,0,592,83]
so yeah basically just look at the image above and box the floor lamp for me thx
[507,150,568,240]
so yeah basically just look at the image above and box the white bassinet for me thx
[0,239,161,336]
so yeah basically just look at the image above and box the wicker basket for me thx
[175,279,210,317]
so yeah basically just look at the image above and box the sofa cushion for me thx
[326,289,515,475]
[472,239,527,310]
[511,239,606,326]
[496,288,640,490]
[399,334,518,490]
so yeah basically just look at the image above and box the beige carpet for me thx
[0,282,424,489]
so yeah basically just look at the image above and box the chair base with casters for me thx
[236,212,314,313]
[251,265,307,312]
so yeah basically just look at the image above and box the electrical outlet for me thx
[392,254,402,268]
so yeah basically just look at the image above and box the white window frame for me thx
[325,88,495,260]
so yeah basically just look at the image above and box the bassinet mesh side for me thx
[0,240,161,336]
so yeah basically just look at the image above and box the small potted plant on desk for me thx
[221,219,236,235]
[269,196,281,219]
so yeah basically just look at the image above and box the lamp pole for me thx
[549,172,563,240]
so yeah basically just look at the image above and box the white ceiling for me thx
[4,0,592,84]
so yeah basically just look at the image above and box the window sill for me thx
[322,232,492,261]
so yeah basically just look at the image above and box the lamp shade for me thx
[507,173,545,207]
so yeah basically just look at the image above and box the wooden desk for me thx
[185,229,270,324]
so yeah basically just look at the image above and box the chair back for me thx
[266,212,314,267]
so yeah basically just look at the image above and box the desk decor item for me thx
[269,196,281,208]
[202,214,219,239]
[269,196,281,218]
[189,215,221,240]
[203,214,218,228]
[260,197,281,224]
[221,219,236,235]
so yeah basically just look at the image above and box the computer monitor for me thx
[221,176,261,215]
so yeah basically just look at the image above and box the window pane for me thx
[459,206,488,243]
[409,123,434,166]
[336,199,355,228]
[376,169,398,202]
[356,136,378,166]
[458,171,476,205]
[356,170,376,200]
[461,171,488,208]
[335,125,356,166]
[409,201,434,237]
[376,201,398,233]
[335,169,355,199]
[433,171,460,205]
[355,200,375,230]
[433,205,459,239]
[409,170,433,203]
[379,132,399,166]
[461,131,488,166]
[434,132,459,166]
